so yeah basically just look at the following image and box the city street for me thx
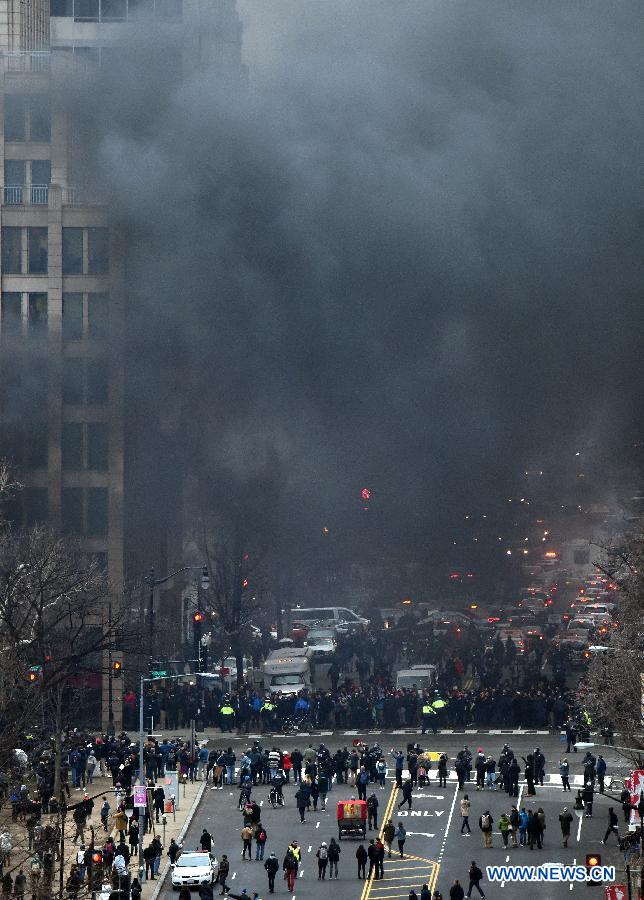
[156,731,628,899]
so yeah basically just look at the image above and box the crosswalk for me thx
[248,728,556,737]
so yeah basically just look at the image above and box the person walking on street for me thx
[367,793,379,831]
[460,796,471,834]
[294,785,308,823]
[316,842,329,879]
[241,823,253,860]
[518,808,528,846]
[255,823,267,861]
[398,779,413,810]
[375,838,385,880]
[620,787,631,824]
[596,755,607,793]
[478,811,493,849]
[356,844,367,879]
[383,820,396,857]
[394,822,406,858]
[264,853,279,894]
[582,782,594,817]
[367,840,377,880]
[449,881,465,900]
[559,759,571,792]
[283,849,299,892]
[509,806,519,847]
[216,855,230,896]
[327,837,341,878]
[498,813,510,848]
[602,808,619,844]
[466,861,485,898]
[559,808,573,848]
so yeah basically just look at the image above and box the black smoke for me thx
[63,0,643,589]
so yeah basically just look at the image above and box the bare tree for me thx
[0,525,135,793]
[581,535,644,764]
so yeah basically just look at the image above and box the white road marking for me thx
[406,831,435,837]
[501,854,510,888]
[316,821,320,829]
[259,800,264,806]
[231,872,236,879]
[576,814,583,842]
[307,845,312,852]
[438,783,459,863]
[435,810,444,816]
[414,793,444,800]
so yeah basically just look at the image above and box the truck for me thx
[395,664,438,691]
[262,647,313,695]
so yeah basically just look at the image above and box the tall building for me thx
[0,0,243,727]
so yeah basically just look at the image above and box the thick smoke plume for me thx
[63,0,642,575]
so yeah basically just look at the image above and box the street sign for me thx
[605,886,627,900]
[151,670,168,678]
[133,785,147,808]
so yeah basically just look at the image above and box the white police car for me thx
[171,851,217,890]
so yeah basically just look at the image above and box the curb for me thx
[149,780,208,900]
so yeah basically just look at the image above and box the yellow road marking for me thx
[360,782,398,900]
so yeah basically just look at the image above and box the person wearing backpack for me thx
[283,849,298,892]
[316,842,329,879]
[466,860,485,898]
[478,811,493,848]
[498,812,510,848]
[327,838,341,878]
[255,823,267,861]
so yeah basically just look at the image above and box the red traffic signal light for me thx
[92,851,103,864]
[28,671,38,683]
[193,611,205,623]
[585,853,602,885]
[112,660,122,675]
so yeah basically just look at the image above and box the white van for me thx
[291,606,369,631]
[396,665,437,692]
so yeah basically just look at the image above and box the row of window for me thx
[1,357,108,405]
[1,227,110,275]
[0,292,108,339]
[2,486,108,536]
[4,160,51,186]
[0,421,109,470]
[50,0,182,22]
[3,95,51,143]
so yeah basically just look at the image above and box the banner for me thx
[624,769,644,827]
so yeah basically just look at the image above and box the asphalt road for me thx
[156,731,630,899]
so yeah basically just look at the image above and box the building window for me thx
[4,160,26,205]
[50,0,74,15]
[24,487,49,526]
[87,228,109,274]
[63,358,108,405]
[87,487,108,536]
[87,423,108,470]
[62,293,84,340]
[62,358,84,404]
[28,294,48,336]
[1,227,23,273]
[86,360,108,404]
[29,95,51,142]
[28,227,48,274]
[4,95,26,142]
[63,228,83,275]
[62,487,83,533]
[87,293,109,337]
[62,422,83,469]
[25,422,49,469]
[1,293,22,335]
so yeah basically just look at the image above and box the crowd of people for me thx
[140,674,578,734]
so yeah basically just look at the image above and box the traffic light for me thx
[112,660,122,676]
[193,611,205,623]
[90,850,103,890]
[585,853,602,885]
